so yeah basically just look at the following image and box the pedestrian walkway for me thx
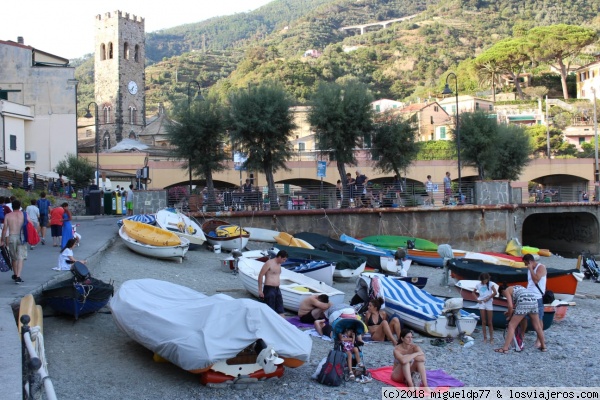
[0,216,119,400]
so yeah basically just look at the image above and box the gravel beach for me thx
[42,240,600,399]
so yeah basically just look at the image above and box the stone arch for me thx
[128,106,137,125]
[103,106,111,124]
[102,131,111,150]
[527,173,589,202]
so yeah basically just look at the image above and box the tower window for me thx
[134,45,139,62]
[129,106,137,125]
[108,42,113,59]
[103,132,111,150]
[100,44,106,61]
[124,42,129,60]
[103,106,111,124]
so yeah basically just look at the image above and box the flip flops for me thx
[494,348,509,354]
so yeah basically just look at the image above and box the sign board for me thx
[317,161,326,178]
[234,152,247,171]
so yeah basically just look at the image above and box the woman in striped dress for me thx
[494,284,546,353]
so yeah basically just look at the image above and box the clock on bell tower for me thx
[94,10,146,149]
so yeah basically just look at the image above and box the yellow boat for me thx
[19,294,43,336]
[274,232,314,249]
[122,219,181,247]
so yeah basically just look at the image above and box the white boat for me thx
[236,256,345,312]
[380,257,413,275]
[156,208,206,246]
[109,279,312,382]
[119,225,190,263]
[244,227,279,243]
[333,260,366,279]
[202,219,250,251]
[378,276,478,337]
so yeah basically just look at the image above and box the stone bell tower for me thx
[94,10,146,149]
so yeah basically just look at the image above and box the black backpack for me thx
[317,349,346,386]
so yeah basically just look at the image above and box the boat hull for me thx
[42,278,114,320]
[237,257,345,312]
[361,235,438,251]
[202,219,250,251]
[122,219,182,247]
[119,226,189,263]
[407,249,466,268]
[244,227,279,243]
[156,208,206,245]
[461,300,555,331]
[274,244,367,279]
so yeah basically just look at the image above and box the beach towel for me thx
[286,316,314,329]
[370,366,464,389]
[304,329,332,341]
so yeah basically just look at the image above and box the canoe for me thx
[480,252,526,268]
[202,219,250,251]
[361,235,438,251]
[274,232,314,249]
[155,208,206,245]
[122,219,181,247]
[461,300,555,331]
[244,227,279,243]
[274,244,367,279]
[463,252,525,268]
[448,258,583,301]
[109,279,312,382]
[117,214,156,228]
[295,232,388,270]
[377,276,478,337]
[119,225,190,263]
[340,234,396,257]
[407,248,467,268]
[236,256,345,312]
[453,279,570,322]
[43,276,114,320]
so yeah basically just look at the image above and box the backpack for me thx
[316,349,346,386]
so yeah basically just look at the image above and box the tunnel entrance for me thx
[522,212,599,258]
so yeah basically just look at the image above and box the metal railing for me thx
[20,314,57,400]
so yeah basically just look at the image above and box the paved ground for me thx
[0,216,120,400]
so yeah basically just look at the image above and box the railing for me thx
[527,184,597,203]
[20,314,57,400]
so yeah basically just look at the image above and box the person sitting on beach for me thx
[391,328,431,392]
[340,327,363,380]
[364,297,402,346]
[298,294,331,332]
[495,284,547,354]
[54,238,86,271]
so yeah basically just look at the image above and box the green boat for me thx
[462,300,555,331]
[361,235,438,251]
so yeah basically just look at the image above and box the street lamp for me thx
[84,102,99,189]
[186,80,202,195]
[442,72,461,201]
[591,87,599,186]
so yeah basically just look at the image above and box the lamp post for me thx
[442,72,461,200]
[84,102,99,189]
[186,80,202,195]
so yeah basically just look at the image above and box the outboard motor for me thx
[437,244,454,286]
[442,298,466,340]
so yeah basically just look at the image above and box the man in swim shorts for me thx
[258,250,288,317]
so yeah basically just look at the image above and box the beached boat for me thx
[155,208,206,246]
[236,256,345,312]
[407,248,467,268]
[378,276,478,337]
[119,225,190,263]
[109,279,312,385]
[202,219,250,251]
[122,219,181,247]
[117,214,157,228]
[244,227,279,243]
[274,232,314,249]
[361,235,438,251]
[461,300,555,331]
[274,244,366,279]
[361,272,428,290]
[448,258,583,301]
[42,264,114,320]
[465,252,525,268]
[282,259,336,286]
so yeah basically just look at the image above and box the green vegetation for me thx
[54,154,95,189]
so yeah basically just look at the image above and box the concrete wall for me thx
[474,181,511,205]
[132,190,167,215]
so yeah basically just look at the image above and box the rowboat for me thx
[274,244,366,279]
[454,279,569,322]
[361,235,438,251]
[109,279,312,385]
[244,227,279,243]
[155,208,206,245]
[122,219,181,247]
[274,232,314,249]
[461,300,555,331]
[360,272,428,290]
[378,276,478,337]
[407,248,467,268]
[202,219,250,251]
[236,256,345,312]
[119,225,190,263]
[282,259,336,286]
[448,258,583,301]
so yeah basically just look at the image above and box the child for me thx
[54,238,86,271]
[476,272,497,343]
[339,327,363,380]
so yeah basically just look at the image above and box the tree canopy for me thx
[55,154,95,189]
[371,113,419,178]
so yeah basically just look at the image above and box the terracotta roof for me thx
[398,103,428,113]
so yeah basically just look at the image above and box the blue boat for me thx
[339,234,395,258]
[42,277,114,320]
[117,214,156,228]
[282,258,335,286]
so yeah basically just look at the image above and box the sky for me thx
[1,0,274,59]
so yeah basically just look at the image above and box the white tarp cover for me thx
[109,279,312,371]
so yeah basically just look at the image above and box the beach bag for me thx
[316,349,346,386]
[23,213,40,246]
[0,245,11,272]
[535,282,554,304]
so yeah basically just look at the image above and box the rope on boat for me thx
[29,326,48,375]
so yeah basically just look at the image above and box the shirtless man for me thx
[258,250,288,317]
[1,199,26,284]
[298,294,330,330]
